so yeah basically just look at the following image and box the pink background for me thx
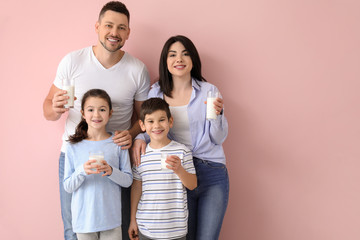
[1,0,359,239]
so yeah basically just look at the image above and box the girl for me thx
[132,35,229,240]
[64,89,133,240]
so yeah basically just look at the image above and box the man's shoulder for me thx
[62,46,91,61]
[123,52,147,69]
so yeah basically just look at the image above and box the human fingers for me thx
[52,90,69,111]
[83,161,98,175]
[166,155,180,169]
[113,130,132,147]
[131,139,146,167]
[214,98,224,115]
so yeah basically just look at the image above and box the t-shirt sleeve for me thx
[132,165,142,181]
[53,53,73,89]
[134,65,150,101]
[182,146,196,174]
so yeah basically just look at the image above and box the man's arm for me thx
[128,100,144,139]
[43,84,69,121]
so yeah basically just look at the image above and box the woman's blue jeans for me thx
[186,157,229,240]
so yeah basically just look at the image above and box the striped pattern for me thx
[133,141,195,239]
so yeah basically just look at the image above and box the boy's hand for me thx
[128,220,139,240]
[166,155,183,173]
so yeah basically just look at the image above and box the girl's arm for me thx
[63,150,87,193]
[129,179,142,240]
[106,149,133,188]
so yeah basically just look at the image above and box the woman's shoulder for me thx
[193,79,218,92]
[149,81,162,97]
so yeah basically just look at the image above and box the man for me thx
[43,2,150,240]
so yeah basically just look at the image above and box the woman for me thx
[132,35,229,240]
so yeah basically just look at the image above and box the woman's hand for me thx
[214,97,224,115]
[130,139,146,166]
[204,97,224,115]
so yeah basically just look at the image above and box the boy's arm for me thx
[129,179,142,239]
[167,155,197,190]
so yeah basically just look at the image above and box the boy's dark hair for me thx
[99,1,130,24]
[159,35,206,98]
[68,89,112,144]
[139,98,171,122]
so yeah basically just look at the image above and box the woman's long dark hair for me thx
[159,35,206,98]
[68,89,112,144]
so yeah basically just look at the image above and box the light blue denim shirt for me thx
[138,79,228,165]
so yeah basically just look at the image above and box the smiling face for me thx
[140,110,173,145]
[81,97,113,131]
[95,10,130,53]
[167,41,193,80]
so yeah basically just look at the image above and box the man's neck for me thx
[92,45,125,69]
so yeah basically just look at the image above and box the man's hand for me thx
[52,90,70,114]
[113,130,132,149]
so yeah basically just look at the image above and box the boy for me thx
[128,98,197,240]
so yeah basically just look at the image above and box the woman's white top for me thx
[169,105,193,149]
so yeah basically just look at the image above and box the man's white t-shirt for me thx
[53,47,150,152]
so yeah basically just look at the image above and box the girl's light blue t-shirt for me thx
[63,133,133,233]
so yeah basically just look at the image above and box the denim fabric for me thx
[121,186,131,240]
[59,152,77,240]
[186,157,229,240]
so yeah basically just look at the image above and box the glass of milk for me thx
[62,78,75,108]
[161,153,169,170]
[206,90,219,120]
[89,151,104,169]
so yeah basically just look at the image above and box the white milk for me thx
[161,153,169,170]
[63,85,75,108]
[89,154,104,166]
[206,97,217,120]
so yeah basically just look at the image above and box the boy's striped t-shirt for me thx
[132,140,195,239]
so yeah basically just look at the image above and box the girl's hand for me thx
[83,160,99,175]
[97,160,113,177]
[166,155,183,174]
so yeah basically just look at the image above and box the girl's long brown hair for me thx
[68,89,112,144]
